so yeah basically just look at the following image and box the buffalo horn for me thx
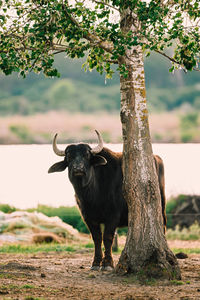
[52,133,65,156]
[91,130,104,154]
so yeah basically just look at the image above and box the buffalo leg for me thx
[155,155,167,234]
[160,185,167,233]
[86,221,103,270]
[159,172,167,233]
[102,225,115,270]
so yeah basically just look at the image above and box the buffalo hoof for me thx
[90,265,100,271]
[101,265,114,272]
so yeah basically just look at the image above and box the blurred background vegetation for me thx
[1,194,200,240]
[0,52,199,143]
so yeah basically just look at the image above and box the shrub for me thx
[166,195,188,228]
[101,131,111,143]
[118,227,128,236]
[166,222,200,240]
[9,124,34,143]
[0,204,16,213]
[179,112,199,143]
[180,112,198,130]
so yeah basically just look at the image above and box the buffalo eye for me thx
[86,151,91,160]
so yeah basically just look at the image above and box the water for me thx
[0,144,200,209]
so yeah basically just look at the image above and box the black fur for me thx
[49,144,166,270]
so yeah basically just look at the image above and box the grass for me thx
[0,203,16,213]
[172,248,200,255]
[0,242,97,254]
[166,223,200,241]
[0,284,19,290]
[0,283,38,290]
[0,244,78,254]
[0,242,200,255]
[0,273,17,279]
[170,280,187,286]
[85,242,94,249]
[22,284,35,289]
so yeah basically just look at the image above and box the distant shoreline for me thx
[0,110,199,145]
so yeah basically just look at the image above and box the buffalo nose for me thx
[72,164,85,176]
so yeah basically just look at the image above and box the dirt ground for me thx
[0,240,200,300]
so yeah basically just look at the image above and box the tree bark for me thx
[116,8,181,280]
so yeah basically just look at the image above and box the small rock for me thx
[0,290,9,295]
[88,273,96,278]
[175,252,188,259]
[54,261,62,265]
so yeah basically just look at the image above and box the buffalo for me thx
[48,130,167,270]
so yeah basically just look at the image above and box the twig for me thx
[91,0,119,12]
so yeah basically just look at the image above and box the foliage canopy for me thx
[0,0,199,78]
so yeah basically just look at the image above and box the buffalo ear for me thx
[92,155,107,167]
[48,160,68,173]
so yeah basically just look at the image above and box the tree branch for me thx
[61,1,114,54]
[154,49,200,72]
[104,59,118,64]
[52,50,66,55]
[154,49,184,67]
[52,43,118,63]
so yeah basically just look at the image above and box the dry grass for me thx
[0,111,122,143]
[149,112,180,142]
[0,110,180,144]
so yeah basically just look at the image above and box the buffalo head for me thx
[48,130,107,187]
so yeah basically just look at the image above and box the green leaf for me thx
[0,0,199,78]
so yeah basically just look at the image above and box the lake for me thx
[0,144,200,209]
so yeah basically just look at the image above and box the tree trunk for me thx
[116,9,181,280]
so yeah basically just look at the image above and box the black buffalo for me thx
[48,130,167,270]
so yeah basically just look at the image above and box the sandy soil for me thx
[0,242,200,300]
